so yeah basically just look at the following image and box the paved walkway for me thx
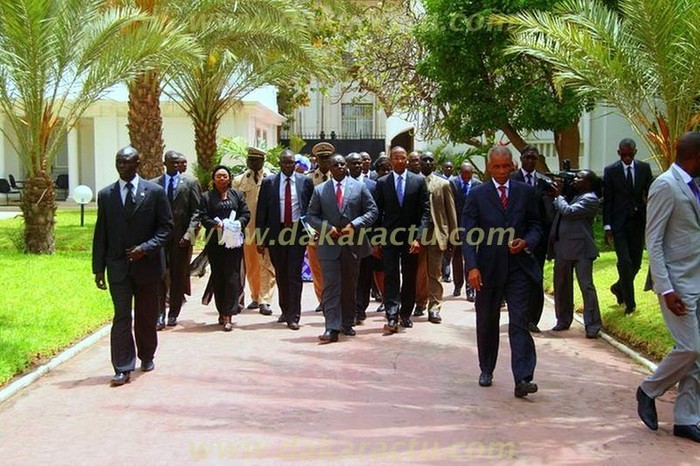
[0,275,697,465]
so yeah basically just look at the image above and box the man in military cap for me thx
[232,147,276,316]
[306,141,335,311]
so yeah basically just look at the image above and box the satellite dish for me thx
[72,185,93,205]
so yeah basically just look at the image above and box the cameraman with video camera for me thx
[548,170,603,338]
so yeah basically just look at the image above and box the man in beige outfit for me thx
[415,152,458,323]
[232,147,276,316]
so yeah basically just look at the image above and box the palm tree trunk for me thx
[193,112,220,183]
[128,70,165,179]
[20,171,57,254]
[554,119,581,169]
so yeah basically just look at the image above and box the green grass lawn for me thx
[0,210,113,386]
[543,251,674,361]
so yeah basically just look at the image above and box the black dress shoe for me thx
[673,424,700,442]
[110,372,131,386]
[400,317,413,328]
[246,300,259,310]
[383,319,398,333]
[156,315,165,331]
[528,323,541,333]
[514,380,538,398]
[318,329,339,343]
[167,316,177,327]
[551,323,570,331]
[585,329,599,339]
[376,303,385,312]
[342,326,356,336]
[315,304,323,312]
[259,304,272,316]
[478,373,492,387]
[625,307,636,315]
[277,315,286,323]
[610,283,624,305]
[466,288,476,303]
[428,310,442,324]
[141,360,155,372]
[413,306,425,317]
[452,287,461,297]
[287,322,300,330]
[636,386,658,430]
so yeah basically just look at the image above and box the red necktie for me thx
[335,182,343,209]
[498,185,508,209]
[284,177,292,226]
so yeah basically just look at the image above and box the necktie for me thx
[462,181,469,197]
[283,177,292,227]
[396,175,404,206]
[526,173,533,187]
[253,170,259,184]
[125,182,135,215]
[167,176,175,202]
[498,185,508,209]
[335,182,343,209]
[689,180,700,205]
[626,165,633,190]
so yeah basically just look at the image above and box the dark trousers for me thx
[441,249,451,280]
[269,243,306,324]
[321,248,360,331]
[382,243,419,319]
[109,276,160,373]
[553,257,602,333]
[159,242,192,319]
[526,246,546,326]
[613,218,645,309]
[475,270,536,384]
[356,254,374,319]
[207,245,243,317]
[452,247,468,291]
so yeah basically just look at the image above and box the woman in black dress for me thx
[199,165,250,331]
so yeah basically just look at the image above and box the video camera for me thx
[542,159,579,199]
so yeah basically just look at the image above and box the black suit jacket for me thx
[255,172,314,245]
[461,180,542,287]
[449,176,482,227]
[92,178,173,284]
[603,159,653,232]
[152,173,200,242]
[375,171,430,244]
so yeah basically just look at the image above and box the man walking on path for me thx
[636,132,700,442]
[92,146,173,386]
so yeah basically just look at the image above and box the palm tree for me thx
[165,0,337,181]
[492,0,700,169]
[0,0,197,253]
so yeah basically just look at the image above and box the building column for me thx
[67,127,79,199]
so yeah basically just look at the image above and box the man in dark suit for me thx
[449,162,481,301]
[346,152,378,324]
[462,146,542,398]
[375,146,431,333]
[256,150,314,330]
[510,145,555,333]
[548,170,602,338]
[603,138,653,314]
[307,154,378,342]
[152,150,200,329]
[92,146,173,386]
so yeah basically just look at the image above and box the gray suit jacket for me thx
[306,176,378,260]
[152,174,200,242]
[549,192,600,261]
[646,166,700,296]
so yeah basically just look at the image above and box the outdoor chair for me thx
[0,178,21,205]
[8,174,23,190]
[54,174,68,201]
